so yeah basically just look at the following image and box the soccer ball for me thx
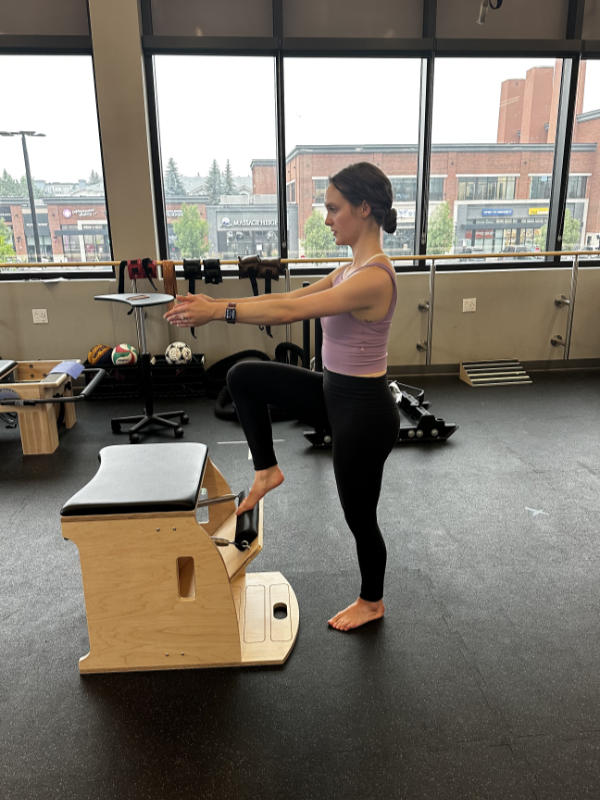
[165,341,192,365]
[111,343,139,366]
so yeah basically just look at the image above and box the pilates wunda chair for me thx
[60,442,299,673]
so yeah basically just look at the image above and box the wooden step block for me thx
[460,359,532,387]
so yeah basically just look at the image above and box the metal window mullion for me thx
[546,57,580,261]
[415,56,434,259]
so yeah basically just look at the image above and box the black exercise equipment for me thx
[389,381,458,442]
[304,381,457,447]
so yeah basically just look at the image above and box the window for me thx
[286,181,296,203]
[312,178,329,205]
[567,175,588,199]
[430,177,445,202]
[529,175,552,200]
[430,58,561,258]
[565,60,600,253]
[154,56,278,260]
[284,57,421,258]
[458,176,517,201]
[0,55,108,266]
[391,177,417,202]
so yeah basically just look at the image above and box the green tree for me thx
[0,219,16,260]
[164,158,186,196]
[222,160,236,195]
[88,169,100,184]
[172,204,209,258]
[0,169,24,197]
[426,201,454,255]
[303,210,337,257]
[204,159,222,204]
[534,208,582,252]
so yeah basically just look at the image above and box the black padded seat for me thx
[61,442,208,516]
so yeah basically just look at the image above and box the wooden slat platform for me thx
[460,359,532,387]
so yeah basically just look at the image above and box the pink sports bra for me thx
[320,257,397,376]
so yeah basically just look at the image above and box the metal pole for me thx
[285,264,291,344]
[21,133,41,262]
[426,259,436,366]
[564,255,579,359]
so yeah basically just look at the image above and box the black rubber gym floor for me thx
[2,369,600,799]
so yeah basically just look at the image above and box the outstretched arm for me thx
[209,266,345,306]
[163,267,391,329]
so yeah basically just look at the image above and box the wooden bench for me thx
[60,442,299,673]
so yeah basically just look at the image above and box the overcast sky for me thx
[1,55,598,183]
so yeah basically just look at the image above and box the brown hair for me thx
[329,162,397,233]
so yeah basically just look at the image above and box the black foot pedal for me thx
[234,490,259,551]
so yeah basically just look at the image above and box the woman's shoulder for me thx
[362,255,394,275]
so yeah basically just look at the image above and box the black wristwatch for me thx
[225,302,237,324]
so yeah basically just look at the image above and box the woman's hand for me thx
[163,293,217,328]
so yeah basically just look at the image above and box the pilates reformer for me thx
[60,442,299,673]
[0,359,105,455]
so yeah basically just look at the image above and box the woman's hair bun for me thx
[383,207,397,234]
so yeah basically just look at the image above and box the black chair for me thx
[95,292,189,443]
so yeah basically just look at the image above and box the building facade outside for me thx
[1,64,599,264]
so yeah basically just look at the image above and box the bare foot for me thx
[236,465,285,516]
[328,597,385,632]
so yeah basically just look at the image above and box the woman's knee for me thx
[226,360,260,393]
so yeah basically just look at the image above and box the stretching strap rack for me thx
[1,249,597,364]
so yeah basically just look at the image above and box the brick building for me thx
[2,63,599,262]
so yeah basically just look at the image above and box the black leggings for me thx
[226,362,400,601]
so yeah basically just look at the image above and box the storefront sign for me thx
[482,208,513,216]
[62,208,98,218]
[219,216,276,229]
[528,207,549,216]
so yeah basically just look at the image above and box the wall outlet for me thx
[462,297,477,313]
[32,308,48,324]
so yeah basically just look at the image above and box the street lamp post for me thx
[0,130,45,262]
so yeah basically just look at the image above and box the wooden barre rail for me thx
[1,249,600,270]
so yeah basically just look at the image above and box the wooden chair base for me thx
[0,360,78,455]
[61,443,300,673]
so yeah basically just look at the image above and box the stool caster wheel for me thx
[174,427,184,439]
[181,413,190,424]
[130,432,142,444]
[111,421,121,434]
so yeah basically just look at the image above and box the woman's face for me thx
[324,183,365,248]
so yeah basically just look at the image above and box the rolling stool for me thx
[95,292,189,443]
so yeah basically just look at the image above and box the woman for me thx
[164,161,400,632]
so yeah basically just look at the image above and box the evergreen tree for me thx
[172,204,209,258]
[0,169,25,197]
[303,210,337,257]
[222,160,236,195]
[204,159,222,204]
[88,169,100,184]
[164,158,186,196]
[426,201,454,255]
[0,219,16,260]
